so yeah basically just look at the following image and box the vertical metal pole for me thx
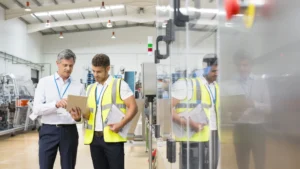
[149,101,153,169]
[209,132,213,169]
[186,116,190,169]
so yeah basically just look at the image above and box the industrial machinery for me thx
[0,74,36,136]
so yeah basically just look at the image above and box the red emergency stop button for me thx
[225,0,240,20]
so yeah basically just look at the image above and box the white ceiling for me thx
[0,0,217,35]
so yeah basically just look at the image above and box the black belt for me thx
[42,123,76,127]
[94,131,103,137]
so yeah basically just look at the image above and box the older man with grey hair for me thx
[32,49,85,169]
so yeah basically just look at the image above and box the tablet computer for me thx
[66,95,88,114]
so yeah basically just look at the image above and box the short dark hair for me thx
[92,54,110,67]
[203,57,218,66]
[212,58,218,66]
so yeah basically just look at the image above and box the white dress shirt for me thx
[32,72,85,125]
[171,78,193,100]
[94,76,133,131]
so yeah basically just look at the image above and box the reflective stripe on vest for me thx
[86,80,126,113]
[175,103,211,109]
[175,78,198,114]
[84,78,127,144]
[174,78,217,142]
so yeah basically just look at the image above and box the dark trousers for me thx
[180,131,219,169]
[234,124,265,169]
[90,135,125,169]
[39,124,78,169]
[180,142,208,169]
[210,131,219,169]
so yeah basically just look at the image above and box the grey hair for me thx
[57,49,76,62]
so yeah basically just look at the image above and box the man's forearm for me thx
[172,108,187,126]
[33,101,57,116]
[120,106,137,127]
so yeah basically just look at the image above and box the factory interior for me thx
[0,0,300,169]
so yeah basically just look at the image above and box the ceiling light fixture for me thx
[49,11,66,15]
[25,1,31,12]
[100,1,106,11]
[33,12,48,16]
[111,32,116,39]
[79,8,95,12]
[59,32,64,39]
[107,20,112,28]
[45,20,51,27]
[110,5,124,10]
[32,4,125,17]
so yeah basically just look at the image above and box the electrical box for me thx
[141,63,157,96]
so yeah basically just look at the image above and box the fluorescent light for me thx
[31,4,125,16]
[34,12,49,16]
[49,11,65,15]
[243,0,265,6]
[254,0,265,6]
[193,8,219,14]
[110,5,124,10]
[156,6,173,12]
[94,7,101,11]
[64,9,79,14]
[179,7,219,14]
[25,8,31,12]
[156,5,222,14]
[79,8,95,12]
[156,6,168,12]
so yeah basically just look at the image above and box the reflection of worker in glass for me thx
[171,58,219,169]
[228,54,270,169]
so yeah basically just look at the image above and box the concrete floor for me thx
[0,125,149,169]
[1,126,300,169]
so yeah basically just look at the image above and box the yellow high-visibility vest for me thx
[84,78,127,145]
[174,78,220,142]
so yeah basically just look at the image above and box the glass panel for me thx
[153,0,173,168]
[154,0,218,169]
[219,0,300,169]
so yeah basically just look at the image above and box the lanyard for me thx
[54,75,71,99]
[207,84,216,104]
[96,86,105,105]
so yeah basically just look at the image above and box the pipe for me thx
[0,51,52,76]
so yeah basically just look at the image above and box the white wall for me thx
[42,27,215,82]
[0,7,43,80]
